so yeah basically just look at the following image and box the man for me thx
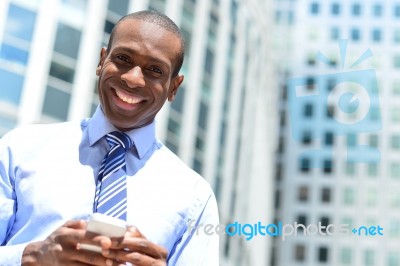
[0,10,219,265]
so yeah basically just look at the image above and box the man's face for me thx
[96,19,184,131]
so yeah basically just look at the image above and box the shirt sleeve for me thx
[168,184,220,266]
[0,132,25,265]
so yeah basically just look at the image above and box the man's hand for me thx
[22,220,115,266]
[101,226,167,266]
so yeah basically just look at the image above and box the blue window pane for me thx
[54,23,81,59]
[0,69,24,104]
[42,86,70,120]
[395,5,400,18]
[310,3,320,14]
[108,0,129,16]
[352,4,361,16]
[373,4,382,17]
[5,5,36,41]
[351,28,361,41]
[331,3,340,15]
[49,61,75,83]
[372,29,382,42]
[62,0,87,11]
[0,43,29,64]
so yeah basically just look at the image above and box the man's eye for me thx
[116,55,129,62]
[148,66,163,74]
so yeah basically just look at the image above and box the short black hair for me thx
[106,10,185,77]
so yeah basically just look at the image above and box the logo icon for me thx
[287,39,381,165]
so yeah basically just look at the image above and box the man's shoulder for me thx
[146,142,212,190]
[1,121,83,147]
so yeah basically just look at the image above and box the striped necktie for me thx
[94,131,133,220]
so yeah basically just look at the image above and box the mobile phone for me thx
[79,213,127,253]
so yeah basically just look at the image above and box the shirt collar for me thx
[88,105,156,159]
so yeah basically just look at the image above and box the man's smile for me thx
[114,88,144,105]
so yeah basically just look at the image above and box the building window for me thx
[390,163,400,178]
[204,47,215,75]
[331,3,340,15]
[1,4,36,67]
[364,249,375,266]
[53,23,81,59]
[323,159,333,174]
[373,4,383,17]
[371,29,382,42]
[368,134,379,147]
[108,0,129,16]
[304,103,314,117]
[324,132,334,146]
[198,101,209,130]
[274,190,281,209]
[310,3,320,14]
[294,244,306,262]
[0,43,29,65]
[394,29,400,43]
[340,247,352,264]
[321,187,331,203]
[318,246,329,262]
[192,157,203,175]
[345,161,356,176]
[300,157,311,172]
[42,86,71,120]
[306,76,315,89]
[389,219,400,237]
[370,106,380,121]
[0,69,24,105]
[395,5,400,18]
[320,217,330,233]
[307,54,316,66]
[347,133,357,147]
[394,55,400,68]
[4,4,36,42]
[331,27,340,40]
[391,135,400,149]
[391,107,400,122]
[298,186,309,202]
[302,131,312,145]
[351,28,361,41]
[388,252,400,266]
[390,191,400,208]
[352,3,362,16]
[49,61,75,83]
[342,217,354,228]
[393,80,400,94]
[367,163,378,177]
[326,105,335,118]
[297,215,307,228]
[343,187,355,205]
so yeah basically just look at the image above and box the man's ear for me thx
[168,75,184,102]
[96,47,107,76]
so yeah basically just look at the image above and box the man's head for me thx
[96,10,185,131]
[106,11,185,77]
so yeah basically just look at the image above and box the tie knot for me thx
[105,131,133,151]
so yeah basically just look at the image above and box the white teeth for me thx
[115,89,141,104]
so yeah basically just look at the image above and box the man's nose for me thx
[121,66,145,88]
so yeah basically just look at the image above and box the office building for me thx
[273,0,400,265]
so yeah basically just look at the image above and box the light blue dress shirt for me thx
[0,107,219,265]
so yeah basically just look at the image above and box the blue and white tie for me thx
[94,131,133,220]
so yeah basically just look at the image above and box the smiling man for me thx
[0,10,219,266]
